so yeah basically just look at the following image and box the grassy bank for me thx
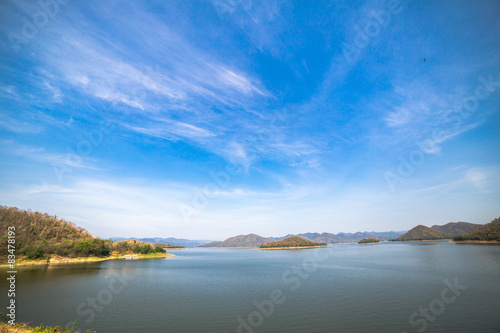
[0,255,111,267]
[1,252,175,267]
[390,239,451,243]
[452,240,500,244]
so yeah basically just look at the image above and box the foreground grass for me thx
[0,322,95,333]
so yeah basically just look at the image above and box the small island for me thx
[260,236,327,250]
[358,237,380,244]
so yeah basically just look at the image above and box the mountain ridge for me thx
[198,233,275,247]
[260,236,327,249]
[111,237,213,248]
[454,217,500,242]
[431,222,482,236]
[394,225,452,241]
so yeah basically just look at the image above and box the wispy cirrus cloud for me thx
[0,113,43,133]
[124,120,216,142]
[40,11,269,111]
[0,140,98,170]
[23,2,310,170]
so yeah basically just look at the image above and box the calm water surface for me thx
[2,242,500,332]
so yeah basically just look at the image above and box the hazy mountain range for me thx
[110,237,214,248]
[273,231,406,243]
[112,231,406,248]
[197,231,408,247]
[113,222,487,247]
[198,234,275,248]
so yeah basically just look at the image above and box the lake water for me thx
[2,242,500,332]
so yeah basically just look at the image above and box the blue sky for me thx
[0,0,499,240]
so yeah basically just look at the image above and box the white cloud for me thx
[0,113,43,133]
[0,140,98,170]
[385,107,412,127]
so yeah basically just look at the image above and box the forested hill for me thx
[393,225,452,241]
[0,206,165,259]
[198,233,274,247]
[431,222,483,236]
[454,217,500,242]
[260,236,326,248]
[0,206,100,258]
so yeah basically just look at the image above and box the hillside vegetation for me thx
[111,239,166,254]
[112,237,209,248]
[274,231,405,243]
[454,217,500,242]
[431,222,482,236]
[0,206,165,260]
[393,225,451,241]
[260,236,326,248]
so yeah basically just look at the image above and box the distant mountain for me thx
[431,222,483,236]
[372,231,408,240]
[454,217,500,242]
[111,237,214,248]
[198,233,274,247]
[394,225,452,241]
[260,236,326,249]
[273,230,406,243]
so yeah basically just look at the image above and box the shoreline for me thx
[260,245,328,250]
[451,240,500,244]
[390,239,451,243]
[0,253,175,267]
[197,246,259,248]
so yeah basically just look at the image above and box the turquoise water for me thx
[2,242,500,332]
